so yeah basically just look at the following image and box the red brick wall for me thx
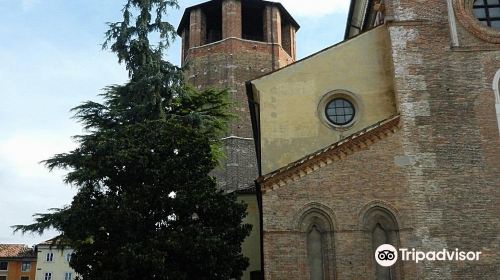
[261,1,500,278]
[386,0,500,278]
[189,8,206,48]
[222,0,242,39]
[262,131,418,279]
[183,37,293,191]
[263,5,282,45]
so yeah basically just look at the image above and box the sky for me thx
[0,0,350,246]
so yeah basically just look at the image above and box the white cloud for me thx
[0,131,76,179]
[0,131,78,246]
[279,0,350,17]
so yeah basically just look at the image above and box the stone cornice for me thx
[258,115,401,193]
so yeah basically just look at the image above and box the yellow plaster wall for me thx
[239,194,261,280]
[252,26,397,174]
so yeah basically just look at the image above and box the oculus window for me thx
[473,0,500,29]
[325,98,355,126]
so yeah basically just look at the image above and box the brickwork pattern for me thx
[185,37,293,191]
[264,6,282,44]
[222,0,242,39]
[189,8,206,48]
[261,0,500,278]
[387,0,500,278]
[262,130,417,279]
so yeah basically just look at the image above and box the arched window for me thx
[363,207,400,280]
[307,224,325,280]
[493,69,500,134]
[372,223,392,280]
[373,223,388,249]
[298,207,335,280]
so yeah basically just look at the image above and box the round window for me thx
[325,98,355,126]
[473,0,500,29]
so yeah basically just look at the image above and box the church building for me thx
[179,0,499,279]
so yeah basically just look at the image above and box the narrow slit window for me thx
[372,224,392,280]
[307,225,325,280]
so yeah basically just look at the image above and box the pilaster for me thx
[222,0,242,39]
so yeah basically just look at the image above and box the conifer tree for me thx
[14,1,251,279]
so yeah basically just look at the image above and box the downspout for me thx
[446,0,460,47]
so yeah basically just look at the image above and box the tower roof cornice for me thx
[176,0,300,35]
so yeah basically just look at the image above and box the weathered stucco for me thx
[251,26,397,174]
[238,194,261,280]
[35,245,76,280]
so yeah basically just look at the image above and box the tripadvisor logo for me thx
[375,244,482,266]
[375,244,398,267]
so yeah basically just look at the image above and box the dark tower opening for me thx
[204,1,222,44]
[242,1,264,42]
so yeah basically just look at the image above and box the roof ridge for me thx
[38,236,61,245]
[257,115,401,192]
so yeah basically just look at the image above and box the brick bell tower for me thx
[177,0,299,192]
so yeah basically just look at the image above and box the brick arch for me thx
[357,200,401,230]
[295,202,337,232]
[493,69,500,134]
[359,202,402,280]
[361,206,399,232]
[294,203,337,280]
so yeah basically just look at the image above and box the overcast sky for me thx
[0,0,349,246]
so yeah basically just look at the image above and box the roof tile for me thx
[0,244,36,258]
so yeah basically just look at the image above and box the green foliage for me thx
[14,1,251,279]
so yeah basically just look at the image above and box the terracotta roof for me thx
[38,237,57,246]
[37,236,66,247]
[0,244,36,258]
[257,115,401,193]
